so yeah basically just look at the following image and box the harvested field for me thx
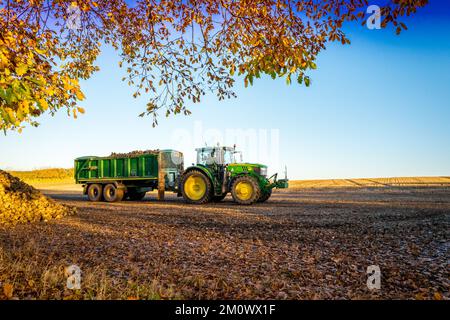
[8,168,74,185]
[290,177,450,188]
[0,181,448,300]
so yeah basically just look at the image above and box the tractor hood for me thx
[226,163,268,177]
[227,163,267,169]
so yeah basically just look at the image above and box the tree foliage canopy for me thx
[0,0,428,132]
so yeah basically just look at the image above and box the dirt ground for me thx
[0,186,448,300]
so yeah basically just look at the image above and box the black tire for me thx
[181,170,213,204]
[258,188,272,203]
[87,184,103,202]
[231,176,261,205]
[103,184,124,202]
[212,194,227,202]
[127,191,147,201]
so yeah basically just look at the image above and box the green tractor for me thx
[180,146,288,205]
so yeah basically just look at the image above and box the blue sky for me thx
[1,1,449,179]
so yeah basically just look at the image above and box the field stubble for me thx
[0,177,448,300]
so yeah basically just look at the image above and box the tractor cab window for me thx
[224,150,234,164]
[225,149,242,164]
[197,148,219,165]
[197,147,242,165]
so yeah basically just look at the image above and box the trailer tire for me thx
[87,184,103,202]
[103,184,124,202]
[231,176,261,205]
[181,170,213,204]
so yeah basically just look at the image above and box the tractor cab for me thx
[196,146,242,166]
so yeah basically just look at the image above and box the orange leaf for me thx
[3,283,13,299]
[434,292,443,300]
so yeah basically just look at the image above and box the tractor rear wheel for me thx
[258,188,272,203]
[87,184,103,202]
[181,170,213,204]
[231,176,261,205]
[103,184,124,202]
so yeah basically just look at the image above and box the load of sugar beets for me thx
[0,170,76,226]
[75,146,289,205]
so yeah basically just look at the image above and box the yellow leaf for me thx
[16,64,28,76]
[35,47,46,55]
[75,90,85,100]
[38,99,49,110]
[77,107,85,114]
[63,79,71,91]
[21,101,30,113]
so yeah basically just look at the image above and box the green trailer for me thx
[74,150,184,202]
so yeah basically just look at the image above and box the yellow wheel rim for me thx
[235,181,254,201]
[184,175,207,200]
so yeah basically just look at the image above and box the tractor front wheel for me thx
[181,170,213,204]
[231,176,261,205]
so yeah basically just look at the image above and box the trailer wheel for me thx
[258,188,272,203]
[103,184,124,202]
[181,170,213,204]
[87,184,103,202]
[231,176,261,205]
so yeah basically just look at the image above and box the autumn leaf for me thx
[434,292,443,300]
[75,91,85,101]
[3,283,14,299]
[15,64,28,76]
